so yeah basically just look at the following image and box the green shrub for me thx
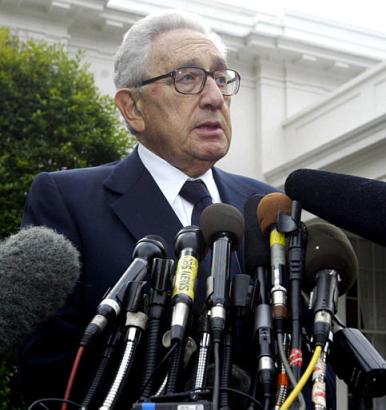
[0,27,135,407]
[0,27,134,239]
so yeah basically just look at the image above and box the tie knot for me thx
[180,180,212,207]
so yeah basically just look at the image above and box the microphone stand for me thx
[81,322,124,409]
[207,234,232,410]
[219,273,250,410]
[311,336,331,410]
[273,208,306,410]
[249,265,275,410]
[277,200,306,382]
[192,307,211,395]
[100,279,148,410]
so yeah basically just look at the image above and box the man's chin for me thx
[196,140,229,159]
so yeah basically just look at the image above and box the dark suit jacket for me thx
[18,148,276,404]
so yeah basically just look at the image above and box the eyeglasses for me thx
[140,67,241,96]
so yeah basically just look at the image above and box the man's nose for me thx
[199,76,225,109]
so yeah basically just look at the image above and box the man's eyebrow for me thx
[177,57,228,69]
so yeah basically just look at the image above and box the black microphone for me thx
[0,226,81,356]
[200,203,244,410]
[285,168,386,246]
[81,235,166,347]
[244,194,275,408]
[200,203,244,339]
[244,194,270,280]
[305,222,358,346]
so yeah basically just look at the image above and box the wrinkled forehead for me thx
[147,28,227,73]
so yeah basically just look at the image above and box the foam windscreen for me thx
[285,168,386,246]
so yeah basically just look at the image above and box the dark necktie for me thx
[179,180,213,312]
[179,179,213,226]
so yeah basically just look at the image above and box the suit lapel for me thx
[213,167,250,214]
[103,148,182,258]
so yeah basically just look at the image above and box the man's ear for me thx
[115,89,145,134]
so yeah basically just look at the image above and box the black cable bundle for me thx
[141,258,174,399]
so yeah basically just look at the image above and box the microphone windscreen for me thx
[257,192,292,235]
[133,234,167,260]
[244,194,270,272]
[142,234,168,254]
[285,168,386,246]
[200,203,244,250]
[174,225,206,260]
[304,222,358,295]
[0,226,81,356]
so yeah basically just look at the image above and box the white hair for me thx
[113,10,227,89]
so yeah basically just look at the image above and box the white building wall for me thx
[3,0,386,182]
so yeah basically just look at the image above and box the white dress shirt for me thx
[137,143,221,227]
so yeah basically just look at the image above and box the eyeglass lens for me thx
[174,68,238,95]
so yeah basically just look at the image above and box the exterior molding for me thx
[265,61,386,186]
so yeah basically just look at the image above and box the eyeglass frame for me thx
[139,66,241,96]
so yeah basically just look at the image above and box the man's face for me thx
[134,29,233,177]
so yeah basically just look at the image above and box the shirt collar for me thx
[137,143,221,205]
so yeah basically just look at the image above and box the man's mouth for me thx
[196,121,222,130]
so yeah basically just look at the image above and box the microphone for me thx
[285,168,386,246]
[257,193,308,409]
[0,226,81,356]
[81,235,166,347]
[164,226,205,395]
[305,222,358,346]
[257,192,292,332]
[200,203,244,339]
[200,203,244,410]
[244,194,275,407]
[170,225,206,342]
[244,194,270,279]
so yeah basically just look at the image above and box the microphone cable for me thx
[249,269,275,410]
[140,258,174,399]
[220,332,232,409]
[276,332,306,410]
[280,345,322,410]
[212,338,221,410]
[100,280,148,410]
[280,201,306,382]
[81,322,124,409]
[138,341,178,400]
[152,336,197,398]
[220,273,250,409]
[275,336,290,409]
[62,346,86,410]
[311,339,330,410]
[166,339,184,394]
[192,308,211,394]
[29,398,82,410]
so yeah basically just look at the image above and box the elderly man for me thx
[17,10,332,409]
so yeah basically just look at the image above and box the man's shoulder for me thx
[47,159,121,181]
[35,148,142,188]
[213,167,278,194]
[27,159,124,201]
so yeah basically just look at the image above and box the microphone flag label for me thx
[172,255,199,300]
[270,229,286,246]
